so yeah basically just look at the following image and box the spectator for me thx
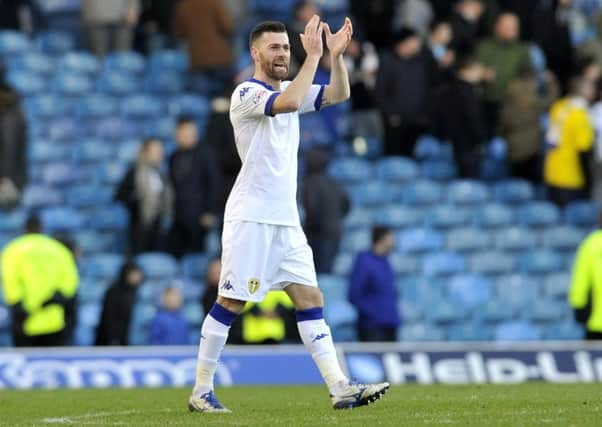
[431,57,487,178]
[137,0,180,53]
[287,1,321,71]
[302,149,350,274]
[589,80,602,205]
[499,67,560,183]
[168,117,219,257]
[1,215,79,347]
[0,0,33,32]
[394,0,434,37]
[148,286,190,345]
[575,56,602,86]
[95,262,143,346]
[115,138,173,255]
[450,0,485,56]
[348,226,401,342]
[545,77,595,207]
[570,215,602,340]
[173,0,234,97]
[240,291,298,344]
[350,0,396,49]
[578,12,602,73]
[81,0,140,57]
[375,28,433,157]
[476,12,532,137]
[427,19,456,83]
[0,78,26,209]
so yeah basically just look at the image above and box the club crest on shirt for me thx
[252,90,267,105]
[248,277,261,294]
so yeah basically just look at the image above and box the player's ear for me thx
[250,45,259,63]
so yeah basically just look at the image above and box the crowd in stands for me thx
[2,0,602,346]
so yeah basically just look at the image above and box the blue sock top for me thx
[209,303,238,326]
[296,307,324,322]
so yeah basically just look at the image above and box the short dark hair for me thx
[372,225,392,245]
[176,116,195,127]
[25,214,42,234]
[249,21,287,46]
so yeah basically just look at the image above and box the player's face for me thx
[255,32,291,80]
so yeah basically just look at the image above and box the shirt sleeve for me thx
[230,84,281,120]
[298,84,326,115]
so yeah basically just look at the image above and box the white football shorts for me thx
[218,221,318,302]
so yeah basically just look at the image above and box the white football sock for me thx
[297,317,348,395]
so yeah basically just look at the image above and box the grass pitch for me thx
[2,384,602,426]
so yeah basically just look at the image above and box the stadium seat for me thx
[372,205,422,228]
[47,117,85,140]
[397,228,443,253]
[183,302,203,327]
[73,139,115,163]
[22,185,63,208]
[136,252,179,280]
[104,51,146,74]
[168,94,210,119]
[343,207,373,230]
[66,184,114,208]
[0,208,27,232]
[495,226,538,251]
[540,226,586,251]
[73,230,115,254]
[318,274,348,302]
[6,71,46,95]
[448,274,492,309]
[130,302,157,331]
[543,273,570,299]
[446,227,491,253]
[413,135,452,160]
[0,30,31,55]
[29,139,70,163]
[52,73,94,96]
[97,71,141,96]
[399,300,422,322]
[519,250,563,274]
[9,52,55,75]
[23,95,73,119]
[446,180,489,205]
[149,49,188,72]
[473,203,515,228]
[492,179,535,204]
[420,159,458,180]
[180,253,212,281]
[96,161,128,185]
[120,94,164,119]
[333,252,354,276]
[80,253,124,280]
[145,70,186,95]
[40,207,86,232]
[447,323,492,341]
[347,181,394,206]
[476,299,517,322]
[526,299,566,322]
[424,299,468,324]
[517,202,561,227]
[375,157,419,181]
[496,274,539,313]
[469,251,516,275]
[400,323,446,341]
[78,278,108,303]
[425,205,472,229]
[95,117,140,140]
[41,162,78,185]
[564,201,599,227]
[328,157,372,183]
[0,305,10,330]
[495,321,541,341]
[399,179,443,205]
[324,300,357,328]
[421,251,466,277]
[75,94,118,118]
[59,51,100,75]
[544,321,584,340]
[389,253,419,276]
[88,204,129,231]
[340,229,371,252]
[181,279,205,300]
[35,31,75,55]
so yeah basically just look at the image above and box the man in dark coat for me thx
[168,117,219,257]
[302,150,350,274]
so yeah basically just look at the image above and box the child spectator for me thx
[148,286,190,345]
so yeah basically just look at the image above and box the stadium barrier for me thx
[1,342,602,389]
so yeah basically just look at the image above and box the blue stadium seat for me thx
[348,181,394,206]
[496,274,539,313]
[517,202,561,227]
[75,94,118,118]
[543,321,584,340]
[413,135,452,160]
[543,273,570,299]
[424,299,468,324]
[396,276,420,303]
[473,203,515,228]
[495,321,541,341]
[104,51,146,74]
[35,31,75,55]
[333,252,354,276]
[138,280,162,302]
[0,208,27,233]
[447,180,489,205]
[145,70,186,95]
[564,201,599,227]
[340,229,371,252]
[80,253,124,279]
[141,116,174,140]
[6,71,45,95]
[95,117,140,140]
[88,204,129,231]
[136,252,179,280]
[52,73,94,96]
[469,251,516,275]
[181,279,205,300]
[168,94,210,119]
[373,205,422,228]
[41,162,78,185]
[425,205,472,229]
[180,253,212,281]
[318,274,348,302]
[389,253,419,276]
[73,230,115,254]
[343,207,373,230]
[397,228,443,253]
[40,207,86,232]
[324,300,357,328]
[420,159,458,181]
[526,299,566,322]
[97,71,141,96]
[66,184,114,208]
[46,117,84,140]
[96,161,128,184]
[519,250,563,274]
[446,227,491,252]
[399,300,422,322]
[0,30,31,55]
[183,302,203,327]
[121,94,164,119]
[447,324,492,341]
[400,323,446,341]
[399,179,443,205]
[495,226,538,251]
[23,95,73,119]
[149,49,188,72]
[9,52,55,75]
[540,226,586,251]
[130,302,157,328]
[448,274,492,309]
[476,300,517,322]
[0,305,10,330]
[375,156,418,182]
[73,139,115,163]
[78,278,108,303]
[422,251,466,277]
[22,185,63,208]
[59,51,100,75]
[493,179,535,204]
[329,157,372,183]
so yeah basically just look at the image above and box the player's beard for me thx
[259,53,288,81]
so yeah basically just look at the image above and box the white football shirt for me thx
[225,78,325,226]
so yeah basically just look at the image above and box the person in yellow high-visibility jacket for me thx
[241,291,296,344]
[1,215,79,346]
[569,220,602,340]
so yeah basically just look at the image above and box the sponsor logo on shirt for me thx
[252,90,267,105]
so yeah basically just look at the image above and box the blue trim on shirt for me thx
[264,92,280,116]
[314,84,326,111]
[296,307,324,322]
[209,303,238,326]
[248,77,275,91]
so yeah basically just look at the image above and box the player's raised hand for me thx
[323,17,353,57]
[299,14,324,59]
